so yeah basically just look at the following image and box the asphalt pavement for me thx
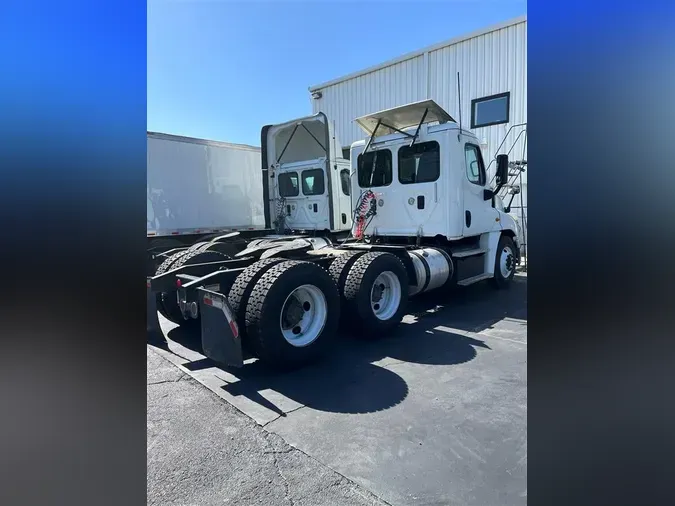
[148,274,527,506]
[148,347,390,506]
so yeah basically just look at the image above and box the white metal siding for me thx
[310,19,527,171]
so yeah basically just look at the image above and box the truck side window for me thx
[301,169,325,195]
[340,169,350,196]
[464,144,486,186]
[398,141,440,184]
[357,149,392,188]
[278,172,299,197]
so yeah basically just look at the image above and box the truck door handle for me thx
[417,196,425,209]
[313,203,318,212]
[465,210,472,227]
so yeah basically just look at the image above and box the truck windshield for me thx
[357,149,392,187]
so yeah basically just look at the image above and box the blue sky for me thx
[148,0,526,146]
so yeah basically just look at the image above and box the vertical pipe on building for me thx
[423,51,430,99]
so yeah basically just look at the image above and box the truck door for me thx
[462,141,498,236]
[298,167,330,230]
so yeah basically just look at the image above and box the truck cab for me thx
[261,113,352,235]
[349,100,519,284]
[350,100,518,242]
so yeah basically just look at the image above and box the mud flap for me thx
[198,288,243,368]
[146,278,164,343]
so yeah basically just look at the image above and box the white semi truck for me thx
[147,100,520,370]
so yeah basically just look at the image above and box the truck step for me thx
[452,247,487,258]
[457,272,493,286]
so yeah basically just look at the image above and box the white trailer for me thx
[147,132,265,243]
[147,100,520,371]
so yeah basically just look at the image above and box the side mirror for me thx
[496,154,509,187]
[483,189,494,201]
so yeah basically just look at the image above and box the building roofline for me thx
[308,14,527,92]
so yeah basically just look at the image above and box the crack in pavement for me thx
[147,373,190,385]
[262,405,308,428]
[263,432,296,506]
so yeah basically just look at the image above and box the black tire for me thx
[328,251,365,303]
[160,249,232,325]
[153,250,191,320]
[227,257,287,351]
[200,241,241,258]
[492,235,517,289]
[188,241,210,252]
[155,249,189,276]
[245,261,340,370]
[343,252,409,336]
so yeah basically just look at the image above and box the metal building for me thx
[308,15,528,257]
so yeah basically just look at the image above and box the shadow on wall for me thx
[151,277,526,417]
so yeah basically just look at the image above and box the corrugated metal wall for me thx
[310,18,527,253]
[310,18,526,169]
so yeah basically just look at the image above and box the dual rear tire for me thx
[154,246,231,325]
[226,251,410,369]
[230,259,340,370]
[330,251,409,336]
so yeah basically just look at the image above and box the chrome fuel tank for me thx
[408,248,453,296]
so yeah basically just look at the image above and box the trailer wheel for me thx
[343,252,409,336]
[227,257,287,351]
[245,260,340,370]
[159,249,232,325]
[328,251,365,303]
[492,235,517,289]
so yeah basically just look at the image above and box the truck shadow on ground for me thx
[155,276,527,417]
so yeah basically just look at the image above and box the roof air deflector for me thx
[355,99,455,138]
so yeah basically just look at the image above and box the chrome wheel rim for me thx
[279,284,327,347]
[499,245,515,278]
[370,271,402,321]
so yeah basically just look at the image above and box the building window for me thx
[301,169,325,195]
[357,149,392,188]
[340,169,350,196]
[471,92,510,129]
[465,144,486,186]
[278,172,299,197]
[398,141,440,184]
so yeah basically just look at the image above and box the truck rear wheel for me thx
[328,251,365,303]
[245,260,340,370]
[343,252,409,336]
[160,249,231,325]
[492,235,517,288]
[227,257,287,351]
